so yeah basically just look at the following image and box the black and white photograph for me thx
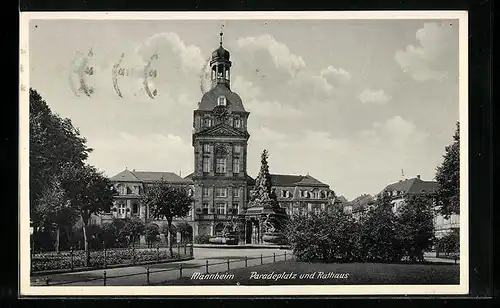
[19,11,468,296]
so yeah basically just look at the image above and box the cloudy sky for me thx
[28,17,460,200]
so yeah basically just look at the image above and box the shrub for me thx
[31,247,181,272]
[145,224,160,246]
[194,234,211,244]
[284,208,358,263]
[176,222,193,243]
[356,195,402,263]
[436,228,459,256]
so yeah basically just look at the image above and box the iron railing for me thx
[37,251,293,286]
[31,243,194,274]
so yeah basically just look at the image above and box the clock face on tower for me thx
[213,105,229,121]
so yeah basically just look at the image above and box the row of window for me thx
[200,203,239,215]
[284,203,328,216]
[203,157,241,174]
[203,144,242,154]
[117,185,140,195]
[115,201,139,215]
[203,187,241,198]
[114,202,193,219]
[279,189,329,199]
[202,117,244,128]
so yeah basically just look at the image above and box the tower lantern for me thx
[210,31,232,89]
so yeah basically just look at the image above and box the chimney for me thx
[133,169,135,172]
[416,174,421,180]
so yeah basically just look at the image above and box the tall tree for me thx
[36,177,78,252]
[141,183,193,257]
[396,194,435,262]
[435,122,460,218]
[60,165,116,266]
[248,149,279,209]
[357,193,402,262]
[29,89,92,232]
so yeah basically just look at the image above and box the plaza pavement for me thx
[31,247,292,286]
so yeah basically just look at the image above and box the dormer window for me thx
[218,96,226,106]
[117,184,126,195]
[204,118,212,127]
[234,118,241,128]
[281,190,290,198]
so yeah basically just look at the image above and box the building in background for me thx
[378,175,459,239]
[344,194,375,220]
[267,174,335,216]
[106,34,338,239]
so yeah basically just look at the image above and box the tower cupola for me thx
[210,31,232,89]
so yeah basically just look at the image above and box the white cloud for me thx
[86,132,193,177]
[231,36,351,107]
[236,34,306,75]
[245,100,303,119]
[357,89,392,104]
[288,71,334,98]
[250,126,289,142]
[320,66,352,84]
[136,32,205,73]
[232,75,262,101]
[395,22,458,81]
[361,116,429,147]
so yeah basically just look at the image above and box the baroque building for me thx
[186,33,253,237]
[347,175,460,240]
[107,33,337,241]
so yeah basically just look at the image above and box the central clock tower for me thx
[191,32,251,237]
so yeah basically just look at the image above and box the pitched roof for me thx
[269,174,329,188]
[132,171,328,187]
[335,195,349,204]
[109,169,140,182]
[382,177,437,195]
[197,84,247,112]
[348,194,374,212]
[110,169,193,184]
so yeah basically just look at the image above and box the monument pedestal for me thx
[241,205,288,245]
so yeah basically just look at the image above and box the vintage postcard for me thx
[19,11,469,296]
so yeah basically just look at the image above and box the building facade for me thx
[269,174,335,216]
[374,175,459,238]
[106,35,338,240]
[107,170,195,238]
[187,36,253,237]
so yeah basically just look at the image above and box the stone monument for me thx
[241,149,288,244]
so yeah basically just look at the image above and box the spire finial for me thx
[219,24,224,46]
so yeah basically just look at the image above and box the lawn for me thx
[162,261,460,285]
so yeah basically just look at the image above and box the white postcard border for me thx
[19,10,469,296]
